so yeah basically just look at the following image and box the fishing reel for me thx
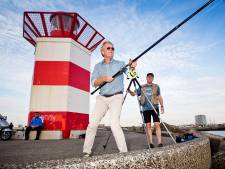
[127,66,138,79]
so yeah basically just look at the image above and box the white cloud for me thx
[159,76,225,125]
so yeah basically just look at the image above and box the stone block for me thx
[70,130,86,139]
[29,130,62,140]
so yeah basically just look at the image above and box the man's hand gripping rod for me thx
[91,0,215,95]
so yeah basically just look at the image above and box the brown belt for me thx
[102,91,123,97]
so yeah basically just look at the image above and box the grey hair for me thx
[100,40,113,57]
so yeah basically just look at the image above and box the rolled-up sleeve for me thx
[121,61,128,74]
[91,64,99,87]
[157,85,161,96]
[137,87,141,96]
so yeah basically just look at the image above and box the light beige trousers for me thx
[83,94,127,154]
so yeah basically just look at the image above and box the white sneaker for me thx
[83,153,91,158]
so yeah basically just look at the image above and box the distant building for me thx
[195,115,207,126]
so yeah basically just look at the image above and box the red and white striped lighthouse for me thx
[23,12,104,139]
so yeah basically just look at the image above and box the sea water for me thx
[205,130,225,137]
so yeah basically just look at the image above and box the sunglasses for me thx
[106,47,115,51]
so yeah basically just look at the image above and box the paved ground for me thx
[0,129,174,166]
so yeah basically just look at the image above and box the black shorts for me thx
[143,108,160,123]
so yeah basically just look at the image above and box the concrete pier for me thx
[0,130,211,169]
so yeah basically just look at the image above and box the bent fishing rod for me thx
[91,0,215,95]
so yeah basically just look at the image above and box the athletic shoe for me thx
[157,143,163,147]
[150,143,155,148]
[83,153,91,158]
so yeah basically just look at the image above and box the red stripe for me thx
[28,112,89,138]
[33,61,90,92]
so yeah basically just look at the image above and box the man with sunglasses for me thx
[83,41,136,157]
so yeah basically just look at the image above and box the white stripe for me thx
[29,131,62,140]
[35,38,91,71]
[30,85,89,114]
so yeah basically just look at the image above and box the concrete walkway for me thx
[0,129,174,167]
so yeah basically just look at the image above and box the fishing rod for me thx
[91,0,216,95]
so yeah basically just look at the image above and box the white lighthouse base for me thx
[70,130,86,139]
[29,130,62,140]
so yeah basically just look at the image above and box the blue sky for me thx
[0,0,225,126]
